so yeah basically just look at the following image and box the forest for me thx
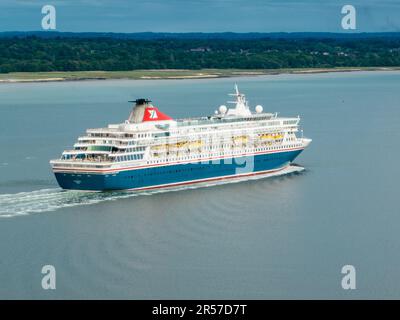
[0,36,399,73]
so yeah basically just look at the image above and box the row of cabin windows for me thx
[115,154,144,162]
[61,154,108,160]
[126,146,146,152]
[135,123,291,140]
[112,129,292,145]
[283,120,298,125]
[143,165,211,177]
[200,141,284,150]
[89,133,136,138]
[89,121,293,141]
[147,143,300,164]
[153,132,170,138]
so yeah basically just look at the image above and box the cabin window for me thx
[87,145,112,152]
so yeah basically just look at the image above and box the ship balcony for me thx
[71,145,121,152]
[56,155,114,163]
[78,136,129,141]
[50,159,113,170]
[75,140,129,147]
[60,149,116,163]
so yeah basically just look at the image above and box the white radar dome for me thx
[255,105,263,113]
[214,110,219,115]
[219,105,227,114]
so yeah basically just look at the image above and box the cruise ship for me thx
[50,85,311,191]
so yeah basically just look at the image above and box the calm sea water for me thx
[0,71,399,299]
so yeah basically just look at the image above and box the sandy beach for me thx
[0,67,399,83]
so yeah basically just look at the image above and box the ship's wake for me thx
[0,165,305,218]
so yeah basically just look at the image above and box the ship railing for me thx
[51,162,112,169]
[56,157,114,163]
[76,139,130,146]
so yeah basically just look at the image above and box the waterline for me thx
[0,165,304,218]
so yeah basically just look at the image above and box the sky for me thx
[0,0,399,33]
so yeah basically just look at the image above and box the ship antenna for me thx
[228,83,243,104]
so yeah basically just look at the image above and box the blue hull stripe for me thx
[53,146,305,174]
[128,166,287,192]
[54,149,303,191]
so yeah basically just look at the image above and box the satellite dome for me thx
[219,105,227,114]
[255,105,263,113]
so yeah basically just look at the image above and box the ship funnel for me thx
[127,98,172,123]
[128,98,152,123]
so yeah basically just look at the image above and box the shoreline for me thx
[0,67,399,83]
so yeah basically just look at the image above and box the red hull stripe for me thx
[53,146,304,174]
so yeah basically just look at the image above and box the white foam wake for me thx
[0,188,137,218]
[0,165,304,218]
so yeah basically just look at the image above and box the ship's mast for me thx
[226,84,251,116]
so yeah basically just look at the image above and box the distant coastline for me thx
[2,34,399,77]
[0,67,399,83]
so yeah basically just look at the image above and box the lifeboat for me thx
[233,135,248,144]
[187,140,203,148]
[273,133,284,139]
[151,140,191,151]
[259,133,283,140]
[259,133,273,140]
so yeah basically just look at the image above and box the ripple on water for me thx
[142,166,306,246]
[0,166,306,297]
[0,188,139,218]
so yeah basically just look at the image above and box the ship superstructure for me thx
[50,85,311,191]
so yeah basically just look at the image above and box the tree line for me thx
[0,36,399,73]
